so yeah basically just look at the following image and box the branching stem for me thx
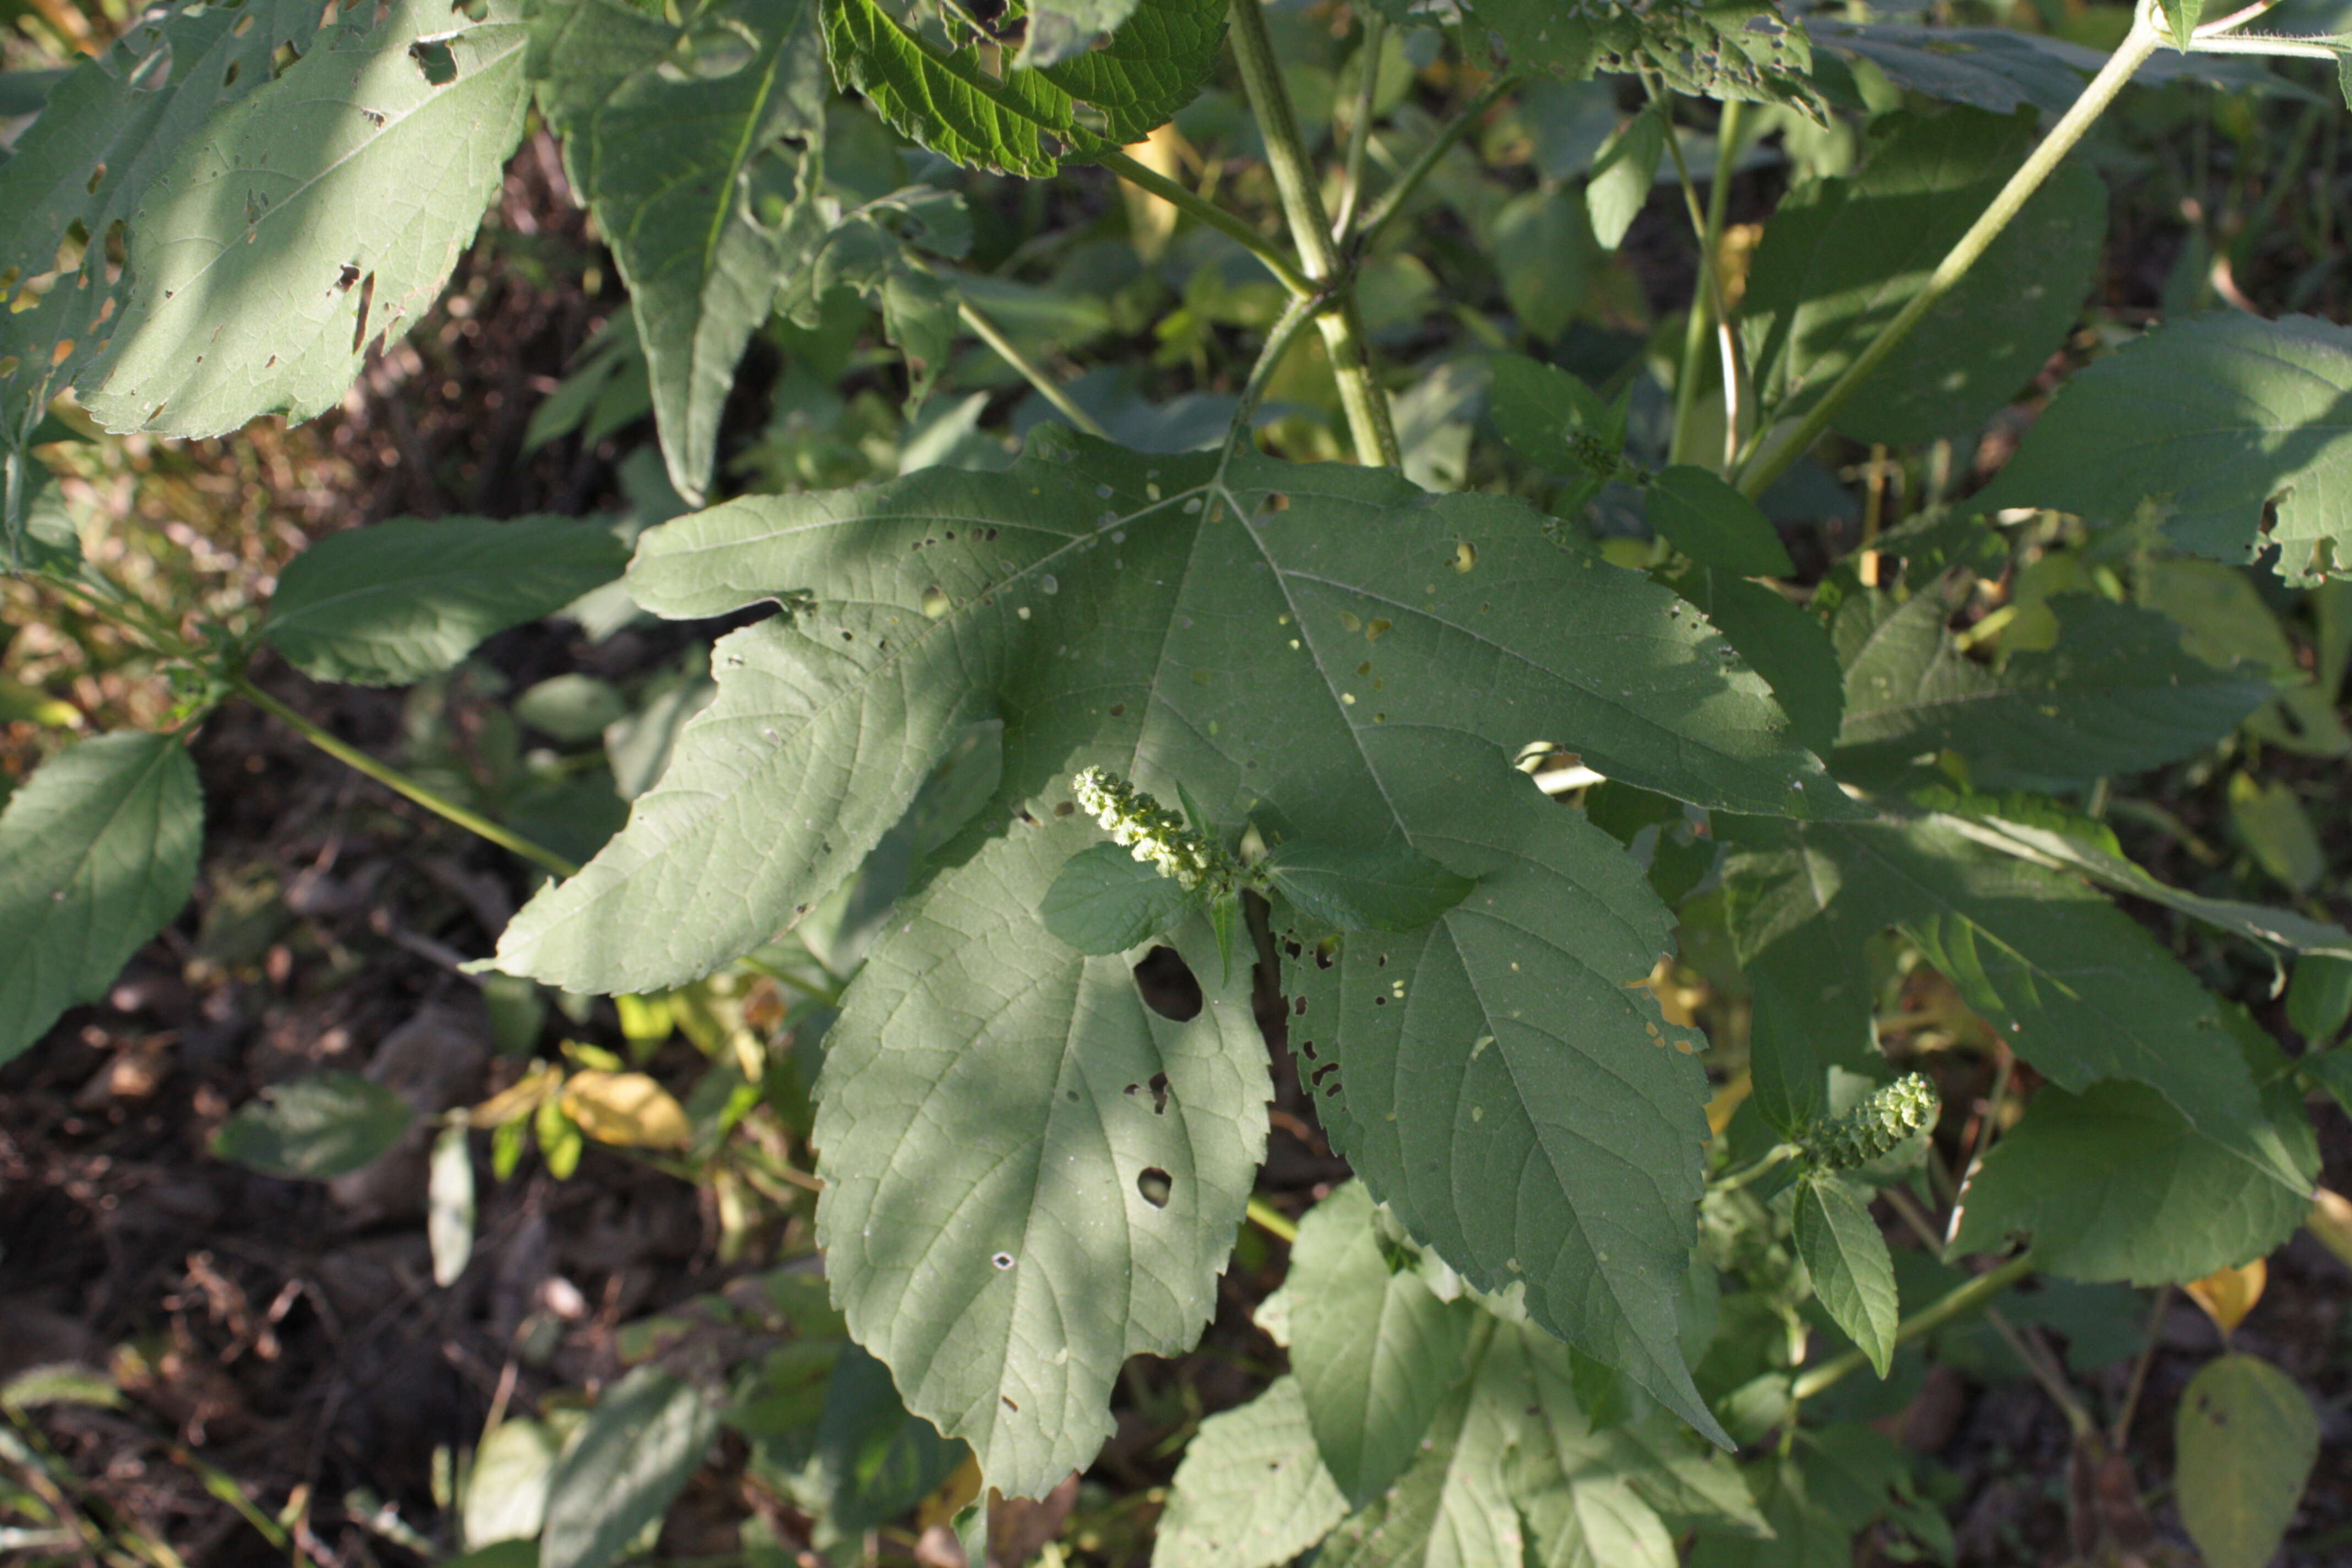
[1790,1250,2036,1401]
[1095,148,1316,298]
[1737,5,2165,499]
[1355,72,1517,254]
[1330,12,1387,243]
[1226,0,1400,467]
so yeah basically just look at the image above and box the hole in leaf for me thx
[991,1251,1014,1270]
[408,38,456,84]
[85,163,105,195]
[1146,1071,1169,1113]
[349,271,375,354]
[1136,1167,1172,1208]
[921,585,951,617]
[1292,995,1306,1016]
[1133,947,1201,1022]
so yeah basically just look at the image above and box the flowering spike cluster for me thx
[1804,1072,1938,1171]
[1071,767,1234,893]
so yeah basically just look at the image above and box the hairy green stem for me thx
[957,297,1109,439]
[1355,72,1516,254]
[1218,290,1324,471]
[1329,12,1387,243]
[1095,148,1316,298]
[1738,7,2164,499]
[1656,89,1746,470]
[237,679,580,878]
[1226,0,1401,468]
[1790,1250,2036,1401]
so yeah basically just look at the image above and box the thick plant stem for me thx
[1737,8,2164,499]
[1354,72,1516,252]
[1791,1250,2037,1401]
[237,679,581,878]
[1095,149,1316,297]
[958,298,1109,439]
[1226,0,1401,468]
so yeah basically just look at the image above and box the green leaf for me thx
[1285,1181,1478,1506]
[1743,108,2105,447]
[1809,20,2096,115]
[822,0,1222,177]
[264,517,629,685]
[1976,312,2352,581]
[1038,842,1199,953]
[817,861,1266,1494]
[1488,353,1623,492]
[0,0,330,475]
[462,1417,563,1546]
[493,432,1845,1474]
[805,1346,967,1533]
[1931,804,2352,962]
[542,1365,718,1568]
[1467,0,1823,117]
[1264,841,1476,934]
[2287,955,2352,1045]
[1646,467,1795,578]
[80,0,531,439]
[2175,1355,2320,1568]
[210,1071,415,1179]
[0,731,203,1065]
[1492,183,1594,343]
[1835,592,2267,789]
[1950,1060,2317,1286]
[1151,1377,1351,1568]
[1791,1173,1897,1377]
[1688,1425,1907,1568]
[1722,812,2309,1194]
[1585,106,1665,252]
[1665,567,1842,760]
[2163,0,2205,45]
[2228,772,2323,892]
[527,0,830,504]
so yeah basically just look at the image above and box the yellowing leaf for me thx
[2307,1187,2352,1271]
[1706,1071,1752,1138]
[2185,1257,2268,1335]
[560,1070,690,1148]
[472,1062,563,1129]
[2175,1354,2320,1568]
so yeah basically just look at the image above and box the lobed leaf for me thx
[0,731,203,1065]
[265,516,629,685]
[80,0,532,439]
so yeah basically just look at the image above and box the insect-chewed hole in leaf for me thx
[1292,995,1306,1016]
[1132,947,1201,1022]
[1053,801,1074,816]
[407,38,456,85]
[1136,1167,1172,1208]
[452,0,489,18]
[991,1251,1015,1270]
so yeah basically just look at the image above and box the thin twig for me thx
[1356,73,1518,254]
[1330,12,1388,243]
[1095,148,1315,298]
[2111,1284,2175,1447]
[956,298,1109,439]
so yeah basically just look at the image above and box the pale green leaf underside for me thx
[1039,842,1199,954]
[80,0,530,439]
[815,854,1268,1494]
[1792,1173,1898,1377]
[1975,312,2352,582]
[1722,813,2308,1193]
[0,731,203,1065]
[1951,1076,2316,1284]
[1836,592,2267,789]
[2174,1355,2321,1568]
[1150,1376,1350,1568]
[529,0,829,504]
[265,516,629,685]
[1285,1181,1477,1506]
[0,0,327,460]
[492,431,1842,1476]
[1743,108,2104,448]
